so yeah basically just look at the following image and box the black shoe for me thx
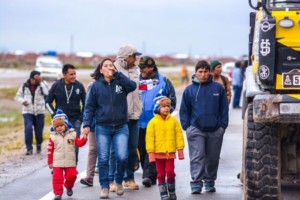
[37,149,41,154]
[25,150,33,155]
[67,189,73,196]
[151,178,157,185]
[142,178,152,187]
[53,195,62,200]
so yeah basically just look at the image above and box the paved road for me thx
[0,104,244,200]
[1,68,300,199]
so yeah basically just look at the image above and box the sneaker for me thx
[205,185,216,192]
[191,187,202,194]
[80,177,93,186]
[124,180,139,190]
[142,178,152,187]
[100,188,109,199]
[53,195,62,200]
[66,189,73,196]
[116,183,124,196]
[25,150,33,155]
[95,167,99,174]
[109,182,116,192]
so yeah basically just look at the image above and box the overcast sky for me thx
[0,0,251,57]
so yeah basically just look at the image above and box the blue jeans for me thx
[109,120,139,182]
[232,85,242,108]
[23,114,44,151]
[95,124,129,188]
[69,120,82,164]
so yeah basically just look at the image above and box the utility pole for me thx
[70,34,74,54]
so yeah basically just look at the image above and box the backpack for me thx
[220,75,227,89]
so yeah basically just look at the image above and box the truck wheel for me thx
[243,103,281,199]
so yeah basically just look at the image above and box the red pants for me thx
[52,167,77,195]
[155,159,175,184]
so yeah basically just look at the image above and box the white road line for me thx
[40,109,179,200]
[39,170,86,200]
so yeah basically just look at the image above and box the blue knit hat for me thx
[153,95,172,114]
[50,109,72,131]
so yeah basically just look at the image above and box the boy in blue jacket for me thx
[179,60,229,194]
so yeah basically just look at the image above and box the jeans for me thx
[69,120,82,164]
[23,114,44,151]
[95,124,129,188]
[109,120,139,182]
[232,85,242,108]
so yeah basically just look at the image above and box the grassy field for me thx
[0,88,52,154]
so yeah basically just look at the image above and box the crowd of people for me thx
[15,44,250,200]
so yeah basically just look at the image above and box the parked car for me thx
[221,62,235,85]
[222,62,235,77]
[35,55,63,81]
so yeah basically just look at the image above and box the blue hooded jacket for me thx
[180,74,228,132]
[83,72,136,128]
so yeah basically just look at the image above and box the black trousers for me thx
[138,127,157,181]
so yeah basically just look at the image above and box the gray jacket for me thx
[114,59,142,120]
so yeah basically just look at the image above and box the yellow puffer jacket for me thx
[146,114,184,154]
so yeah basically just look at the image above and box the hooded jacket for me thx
[146,113,184,155]
[180,75,229,132]
[114,59,142,120]
[83,72,136,127]
[15,80,48,115]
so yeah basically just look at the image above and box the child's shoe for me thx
[67,188,73,196]
[53,195,62,200]
[168,182,177,200]
[158,184,169,200]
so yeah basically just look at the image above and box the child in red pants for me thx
[146,96,185,200]
[48,109,88,200]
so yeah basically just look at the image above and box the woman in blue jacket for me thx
[83,58,136,199]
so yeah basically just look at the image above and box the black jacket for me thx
[46,79,86,122]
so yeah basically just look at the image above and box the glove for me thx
[148,153,156,163]
[178,150,184,160]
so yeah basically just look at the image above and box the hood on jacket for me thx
[191,74,213,85]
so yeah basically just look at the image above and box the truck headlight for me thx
[280,103,300,114]
[279,17,294,28]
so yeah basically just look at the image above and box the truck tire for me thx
[243,103,281,199]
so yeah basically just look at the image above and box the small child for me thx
[146,95,185,200]
[47,109,88,200]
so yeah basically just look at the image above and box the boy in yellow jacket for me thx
[146,95,185,200]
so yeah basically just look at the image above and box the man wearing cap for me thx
[107,44,143,190]
[210,60,231,104]
[46,64,86,164]
[15,70,49,155]
[138,56,177,187]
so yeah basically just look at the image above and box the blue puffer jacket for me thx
[180,75,228,132]
[83,72,136,128]
[139,72,176,129]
